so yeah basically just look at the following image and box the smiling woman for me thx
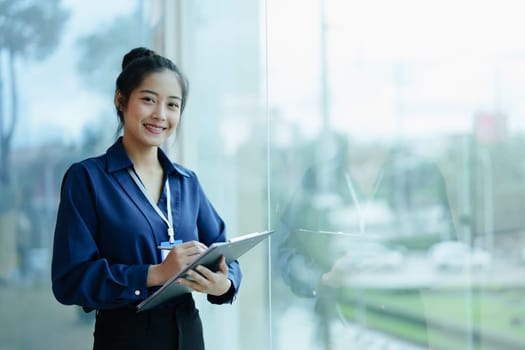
[7,1,525,349]
[118,71,182,148]
[51,47,242,350]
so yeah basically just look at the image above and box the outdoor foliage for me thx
[0,0,69,185]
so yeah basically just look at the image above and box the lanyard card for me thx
[159,240,182,261]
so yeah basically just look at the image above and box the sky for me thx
[12,0,135,148]
[266,0,525,142]
[8,0,525,150]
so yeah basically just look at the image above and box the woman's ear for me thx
[115,90,125,112]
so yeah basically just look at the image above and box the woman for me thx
[51,47,241,349]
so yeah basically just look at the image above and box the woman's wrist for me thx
[215,278,232,296]
[147,264,164,287]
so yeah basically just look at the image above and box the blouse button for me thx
[134,290,141,296]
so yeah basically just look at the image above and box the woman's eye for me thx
[142,97,155,103]
[168,102,180,109]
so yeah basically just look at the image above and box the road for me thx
[273,300,425,350]
[335,253,525,290]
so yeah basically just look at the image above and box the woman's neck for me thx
[122,138,160,171]
[122,138,164,202]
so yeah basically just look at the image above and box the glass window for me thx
[0,1,158,348]
[268,1,525,350]
[159,2,270,349]
[3,1,525,349]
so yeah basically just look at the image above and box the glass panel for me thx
[159,1,269,350]
[268,1,525,350]
[5,0,525,349]
[0,1,157,348]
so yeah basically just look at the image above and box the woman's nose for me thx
[153,104,167,120]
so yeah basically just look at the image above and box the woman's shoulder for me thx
[157,146,194,179]
[67,153,107,172]
[61,154,108,185]
[171,162,195,178]
[169,163,210,192]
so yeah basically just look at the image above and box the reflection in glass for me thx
[274,132,454,349]
[3,0,525,349]
[269,1,525,349]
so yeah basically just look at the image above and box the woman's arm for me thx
[51,163,149,310]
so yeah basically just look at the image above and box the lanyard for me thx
[344,169,384,236]
[128,168,175,243]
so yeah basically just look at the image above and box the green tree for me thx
[0,0,69,185]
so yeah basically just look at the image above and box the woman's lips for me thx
[144,123,166,134]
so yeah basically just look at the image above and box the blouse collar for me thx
[105,137,190,178]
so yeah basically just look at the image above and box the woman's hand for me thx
[147,240,208,287]
[176,256,232,296]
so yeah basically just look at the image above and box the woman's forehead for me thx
[136,70,182,98]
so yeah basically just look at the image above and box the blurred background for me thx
[1,0,525,349]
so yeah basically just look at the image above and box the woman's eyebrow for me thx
[139,89,182,100]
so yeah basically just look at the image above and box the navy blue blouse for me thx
[51,138,241,310]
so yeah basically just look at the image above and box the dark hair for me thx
[114,47,189,133]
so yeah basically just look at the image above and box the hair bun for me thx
[121,47,156,70]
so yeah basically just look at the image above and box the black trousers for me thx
[93,296,204,350]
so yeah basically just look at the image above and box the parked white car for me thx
[331,241,405,272]
[428,241,491,271]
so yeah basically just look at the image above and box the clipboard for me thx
[136,230,274,312]
[278,228,392,274]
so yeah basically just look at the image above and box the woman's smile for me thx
[143,123,167,134]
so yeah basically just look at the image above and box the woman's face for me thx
[119,69,182,150]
